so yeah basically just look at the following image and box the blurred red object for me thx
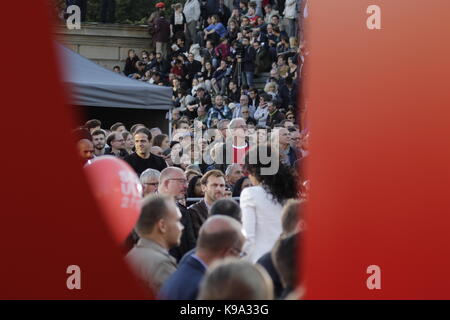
[84,156,142,245]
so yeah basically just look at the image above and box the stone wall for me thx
[55,23,150,71]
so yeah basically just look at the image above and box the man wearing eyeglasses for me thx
[105,132,128,159]
[158,167,196,262]
[140,168,161,197]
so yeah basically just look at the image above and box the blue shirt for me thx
[206,23,228,38]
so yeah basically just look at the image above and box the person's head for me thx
[249,88,258,100]
[187,174,204,198]
[211,14,220,24]
[85,119,101,133]
[91,129,106,151]
[244,145,297,204]
[140,169,161,196]
[150,146,163,157]
[228,117,247,139]
[217,119,230,138]
[128,49,136,59]
[231,176,252,197]
[241,16,250,26]
[241,106,251,120]
[209,199,242,223]
[242,36,250,47]
[197,106,206,117]
[107,132,125,151]
[289,128,302,149]
[198,258,274,300]
[225,164,244,186]
[271,15,279,26]
[196,215,246,262]
[134,128,152,157]
[266,82,278,94]
[158,167,188,201]
[188,53,195,63]
[286,111,295,122]
[110,122,126,133]
[267,101,277,113]
[176,119,190,131]
[288,56,297,67]
[172,2,182,12]
[77,139,94,161]
[135,194,183,249]
[130,123,146,135]
[172,108,181,121]
[150,127,162,137]
[152,134,169,150]
[239,94,249,107]
[272,232,301,290]
[264,4,272,13]
[122,131,134,150]
[252,40,261,50]
[281,199,304,237]
[201,170,226,204]
[272,127,290,147]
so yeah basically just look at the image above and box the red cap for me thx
[155,2,165,8]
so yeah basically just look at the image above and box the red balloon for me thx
[84,156,142,245]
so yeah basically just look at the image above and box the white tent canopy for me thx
[57,43,172,110]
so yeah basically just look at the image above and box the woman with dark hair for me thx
[240,145,297,262]
[187,175,204,199]
[122,131,134,155]
[124,49,139,76]
[232,176,253,197]
[152,134,170,151]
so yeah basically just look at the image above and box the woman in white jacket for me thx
[240,145,298,262]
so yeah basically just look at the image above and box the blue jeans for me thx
[243,71,254,88]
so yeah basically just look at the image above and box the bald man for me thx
[77,139,94,164]
[158,215,245,300]
[158,167,197,262]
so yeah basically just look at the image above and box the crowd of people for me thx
[73,0,309,300]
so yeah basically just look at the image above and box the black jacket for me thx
[169,203,197,262]
[188,199,209,240]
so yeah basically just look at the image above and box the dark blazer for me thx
[242,46,256,72]
[158,254,206,300]
[266,110,285,128]
[169,203,197,262]
[188,199,209,240]
[257,251,284,299]
[255,47,272,74]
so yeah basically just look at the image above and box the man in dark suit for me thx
[188,170,226,239]
[158,215,245,300]
[124,128,167,175]
[253,40,272,75]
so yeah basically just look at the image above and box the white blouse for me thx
[240,185,283,263]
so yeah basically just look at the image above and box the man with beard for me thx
[124,128,167,175]
[91,129,107,157]
[77,139,94,165]
[105,132,128,159]
[158,167,196,262]
[188,170,226,239]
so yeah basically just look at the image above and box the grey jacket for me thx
[126,238,177,294]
